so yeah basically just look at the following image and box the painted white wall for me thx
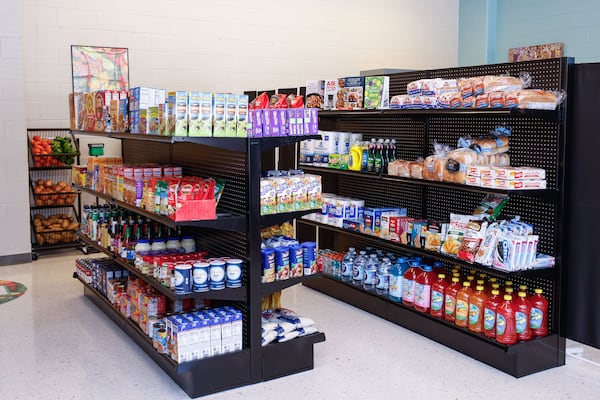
[0,0,31,258]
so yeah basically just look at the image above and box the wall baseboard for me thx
[0,253,32,267]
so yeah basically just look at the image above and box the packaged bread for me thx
[470,135,509,154]
[472,76,485,96]
[409,160,424,179]
[407,80,424,96]
[474,93,490,108]
[514,89,565,110]
[423,142,451,181]
[483,73,530,93]
[437,92,462,109]
[444,148,481,184]
[489,91,505,108]
[388,159,411,177]
[486,153,510,167]
[458,78,474,99]
[390,95,412,109]
[434,79,459,96]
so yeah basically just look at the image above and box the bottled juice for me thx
[504,280,514,293]
[401,261,420,307]
[496,295,517,345]
[414,265,436,313]
[455,281,473,328]
[483,289,502,338]
[476,280,486,294]
[430,273,448,318]
[444,277,461,322]
[468,285,488,333]
[530,288,549,337]
[389,257,409,302]
[518,285,529,299]
[515,291,532,341]
[488,277,498,293]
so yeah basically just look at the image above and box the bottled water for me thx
[342,247,356,282]
[389,256,409,302]
[363,254,379,291]
[376,257,392,296]
[352,250,368,286]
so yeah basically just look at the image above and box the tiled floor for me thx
[1,250,599,400]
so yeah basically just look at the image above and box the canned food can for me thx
[209,260,226,290]
[156,328,168,353]
[192,262,209,292]
[174,263,192,294]
[225,259,243,288]
[302,242,317,275]
[289,244,304,278]
[274,246,290,281]
[261,248,275,283]
[152,322,165,348]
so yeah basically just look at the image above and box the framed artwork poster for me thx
[71,45,129,93]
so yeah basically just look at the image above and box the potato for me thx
[67,222,79,230]
[61,220,70,229]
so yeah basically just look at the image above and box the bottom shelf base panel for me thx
[262,332,326,381]
[304,276,564,378]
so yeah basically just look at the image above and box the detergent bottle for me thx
[348,141,363,171]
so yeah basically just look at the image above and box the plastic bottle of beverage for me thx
[504,280,514,294]
[402,261,420,307]
[455,281,473,328]
[515,291,532,341]
[389,256,409,302]
[414,265,436,313]
[352,250,367,287]
[374,139,384,173]
[363,253,379,291]
[333,253,343,279]
[518,285,529,299]
[367,139,376,172]
[530,288,549,337]
[488,277,498,293]
[468,285,488,333]
[444,276,461,322]
[386,252,396,264]
[382,138,390,173]
[496,294,517,345]
[341,247,357,282]
[376,257,392,296]
[430,273,448,318]
[388,139,397,164]
[483,289,502,338]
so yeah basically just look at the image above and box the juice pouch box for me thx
[213,93,226,136]
[364,76,390,109]
[187,91,202,136]
[225,94,238,137]
[237,95,249,137]
[200,92,213,136]
[172,91,188,136]
[336,77,364,110]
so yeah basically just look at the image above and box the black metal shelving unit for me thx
[28,129,83,259]
[71,130,325,397]
[297,57,571,377]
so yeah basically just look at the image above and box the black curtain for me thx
[565,63,600,348]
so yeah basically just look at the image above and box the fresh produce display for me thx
[30,135,77,167]
[32,212,79,245]
[32,179,77,206]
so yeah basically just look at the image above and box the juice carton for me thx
[200,92,213,136]
[170,91,188,136]
[213,93,226,137]
[187,91,202,136]
[236,94,249,137]
[364,76,390,109]
[225,94,238,137]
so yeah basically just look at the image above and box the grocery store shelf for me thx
[29,166,74,171]
[250,134,321,152]
[73,185,247,232]
[76,231,247,302]
[31,241,81,252]
[261,273,323,297]
[299,165,558,201]
[318,108,559,122]
[260,208,322,229]
[261,331,326,381]
[298,218,557,279]
[303,275,562,377]
[78,276,252,397]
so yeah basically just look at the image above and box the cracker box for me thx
[172,91,188,136]
[236,94,249,137]
[287,109,296,136]
[336,77,364,110]
[295,108,304,135]
[362,208,376,235]
[212,93,226,137]
[278,108,288,136]
[305,80,325,109]
[225,94,238,137]
[148,106,159,134]
[323,79,338,110]
[187,91,202,137]
[378,208,408,239]
[493,167,546,180]
[364,76,390,109]
[158,103,166,135]
[252,109,263,137]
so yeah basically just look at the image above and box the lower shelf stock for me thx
[303,275,564,378]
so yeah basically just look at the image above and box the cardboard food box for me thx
[173,91,189,136]
[148,106,159,134]
[364,76,390,109]
[236,94,249,137]
[212,93,226,137]
[187,92,202,137]
[336,77,364,110]
[323,79,338,110]
[200,92,213,137]
[224,94,238,137]
[305,80,325,109]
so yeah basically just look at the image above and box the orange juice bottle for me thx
[444,277,461,322]
[483,289,502,338]
[468,285,488,333]
[455,281,473,328]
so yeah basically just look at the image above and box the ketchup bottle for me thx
[444,276,461,322]
[530,288,549,337]
[455,281,473,328]
[515,291,532,341]
[496,294,517,345]
[430,273,448,318]
[483,289,501,338]
[414,265,436,313]
[468,285,488,333]
[401,261,420,307]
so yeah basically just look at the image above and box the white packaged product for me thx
[321,131,338,154]
[474,222,501,266]
[277,330,300,343]
[297,325,318,337]
[262,330,277,346]
[299,139,315,164]
[337,131,351,154]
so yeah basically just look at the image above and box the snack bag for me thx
[424,221,446,252]
[252,92,270,109]
[441,214,473,256]
[473,193,509,221]
[457,219,488,263]
[474,221,502,266]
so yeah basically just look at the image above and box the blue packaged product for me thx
[261,248,276,283]
[174,263,192,294]
[225,259,243,288]
[209,260,226,290]
[274,246,290,281]
[192,262,209,292]
[289,244,304,278]
[302,242,317,275]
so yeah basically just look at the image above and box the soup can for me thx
[226,259,243,288]
[156,328,168,353]
[174,263,192,294]
[209,260,226,290]
[192,262,209,292]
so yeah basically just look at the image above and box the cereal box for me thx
[172,91,188,136]
[139,109,148,134]
[225,94,238,137]
[158,103,166,135]
[323,79,338,110]
[262,109,272,137]
[336,77,364,110]
[148,106,159,134]
[212,93,226,137]
[166,92,176,135]
[200,92,213,136]
[364,76,390,109]
[305,80,324,109]
[236,94,249,137]
[187,91,202,137]
[260,178,276,215]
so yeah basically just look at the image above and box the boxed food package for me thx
[323,79,338,110]
[378,208,408,239]
[139,109,148,134]
[225,94,238,137]
[212,93,226,137]
[336,77,364,110]
[306,174,322,209]
[187,91,202,136]
[364,76,390,109]
[237,94,249,137]
[493,166,546,180]
[166,92,176,135]
[148,106,159,134]
[482,178,547,190]
[305,80,324,109]
[171,91,188,136]
[260,178,277,215]
[200,92,213,136]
